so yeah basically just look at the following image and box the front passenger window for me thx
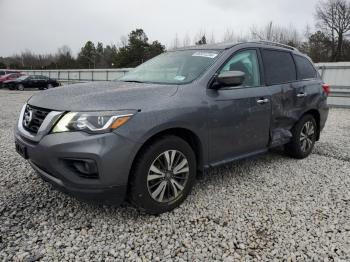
[220,50,260,87]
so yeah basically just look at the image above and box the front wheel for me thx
[128,136,196,214]
[17,84,24,91]
[285,114,317,159]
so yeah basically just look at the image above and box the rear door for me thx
[260,49,299,146]
[37,76,48,88]
[292,55,322,110]
[208,49,271,164]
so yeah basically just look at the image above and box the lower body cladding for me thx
[14,130,141,205]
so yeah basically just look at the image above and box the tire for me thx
[285,114,317,159]
[17,84,24,91]
[128,136,196,214]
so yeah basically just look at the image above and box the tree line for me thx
[0,0,349,70]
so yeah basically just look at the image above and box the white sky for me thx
[0,0,319,56]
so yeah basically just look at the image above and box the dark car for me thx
[14,41,329,214]
[0,73,25,88]
[5,75,60,90]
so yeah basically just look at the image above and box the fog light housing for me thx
[64,159,99,179]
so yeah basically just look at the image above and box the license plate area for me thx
[15,141,28,159]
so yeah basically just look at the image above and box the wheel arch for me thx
[301,109,321,140]
[130,127,204,178]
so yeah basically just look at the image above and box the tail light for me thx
[322,84,330,95]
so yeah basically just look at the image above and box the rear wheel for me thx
[285,114,317,159]
[128,136,196,214]
[17,84,24,91]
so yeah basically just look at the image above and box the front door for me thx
[208,49,271,164]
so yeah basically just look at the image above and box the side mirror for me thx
[213,71,245,88]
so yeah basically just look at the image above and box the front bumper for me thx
[15,129,140,205]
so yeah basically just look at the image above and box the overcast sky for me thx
[0,0,319,56]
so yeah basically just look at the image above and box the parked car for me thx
[14,41,329,214]
[0,73,25,88]
[4,75,60,90]
[0,69,21,76]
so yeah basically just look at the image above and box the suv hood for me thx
[28,81,179,111]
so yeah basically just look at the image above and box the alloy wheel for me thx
[147,150,189,203]
[300,121,315,152]
[17,84,24,91]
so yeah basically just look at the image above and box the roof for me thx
[174,40,299,52]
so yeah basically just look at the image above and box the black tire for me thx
[128,136,196,214]
[285,114,317,159]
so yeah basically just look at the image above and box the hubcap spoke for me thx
[147,173,164,181]
[301,140,307,151]
[151,181,167,202]
[173,166,189,175]
[170,178,184,198]
[173,159,188,174]
[164,150,176,170]
[149,164,165,176]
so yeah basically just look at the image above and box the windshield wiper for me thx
[121,80,145,83]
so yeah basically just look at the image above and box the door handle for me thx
[297,92,307,98]
[257,98,269,104]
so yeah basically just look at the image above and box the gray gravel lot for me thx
[0,89,349,261]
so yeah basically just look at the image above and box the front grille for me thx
[23,105,51,134]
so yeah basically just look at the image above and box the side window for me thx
[220,50,260,87]
[261,49,296,85]
[294,55,317,80]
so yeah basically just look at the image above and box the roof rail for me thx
[250,40,298,51]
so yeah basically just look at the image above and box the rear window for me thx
[294,55,317,80]
[261,49,296,85]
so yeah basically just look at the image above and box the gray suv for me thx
[15,41,329,214]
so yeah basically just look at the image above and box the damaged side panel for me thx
[269,84,299,147]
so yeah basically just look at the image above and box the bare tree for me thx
[183,34,191,47]
[172,33,180,49]
[250,21,302,47]
[222,28,236,43]
[316,0,350,61]
[208,31,216,44]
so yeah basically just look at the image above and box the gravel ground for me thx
[0,89,349,261]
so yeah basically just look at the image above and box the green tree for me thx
[306,31,333,62]
[146,41,165,60]
[115,29,165,68]
[195,35,207,45]
[77,41,97,68]
[104,44,118,68]
[95,42,105,68]
[0,60,6,69]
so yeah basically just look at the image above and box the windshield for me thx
[119,50,221,84]
[17,75,29,80]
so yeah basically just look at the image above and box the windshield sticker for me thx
[192,52,218,59]
[174,75,186,81]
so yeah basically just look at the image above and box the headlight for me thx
[52,111,135,134]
